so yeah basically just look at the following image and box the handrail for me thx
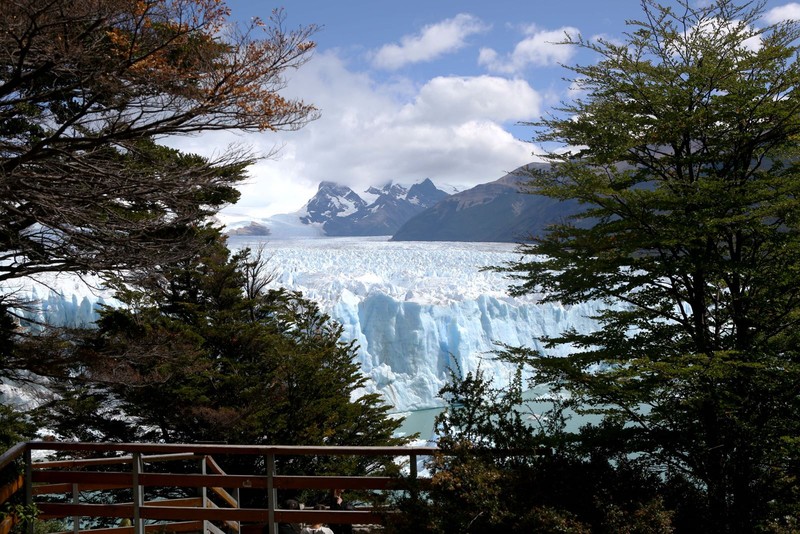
[27,442,436,456]
[0,442,28,534]
[34,453,203,470]
[0,443,27,472]
[0,442,437,534]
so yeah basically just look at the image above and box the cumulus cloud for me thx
[400,76,542,125]
[479,25,580,75]
[168,51,541,220]
[288,54,539,191]
[764,3,800,24]
[372,13,489,70]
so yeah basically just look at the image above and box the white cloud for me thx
[686,17,762,52]
[372,14,489,70]
[400,75,542,125]
[764,3,800,24]
[479,25,580,74]
[167,51,542,220]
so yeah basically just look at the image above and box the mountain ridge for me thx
[390,163,581,243]
[223,163,581,242]
[224,178,451,238]
[300,178,450,236]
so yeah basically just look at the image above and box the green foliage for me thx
[0,503,39,533]
[0,402,35,451]
[0,1,324,511]
[34,231,406,477]
[0,0,317,310]
[393,1,800,532]
[0,305,19,384]
[29,519,68,534]
[0,503,64,534]
[485,0,800,531]
[388,365,675,533]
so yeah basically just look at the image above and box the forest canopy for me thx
[394,1,800,533]
[0,0,319,292]
[0,1,407,465]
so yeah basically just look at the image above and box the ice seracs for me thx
[7,237,601,415]
[226,237,601,412]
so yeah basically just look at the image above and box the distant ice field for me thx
[226,235,531,305]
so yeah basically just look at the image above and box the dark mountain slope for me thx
[391,164,581,242]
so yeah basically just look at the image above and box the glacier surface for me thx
[5,272,115,329]
[227,236,601,412]
[4,237,602,417]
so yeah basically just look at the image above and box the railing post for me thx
[200,456,208,533]
[409,453,419,502]
[72,484,80,534]
[24,446,33,534]
[200,456,208,505]
[233,487,241,534]
[132,453,144,534]
[265,453,276,534]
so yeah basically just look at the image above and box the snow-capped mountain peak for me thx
[406,178,441,205]
[299,182,367,225]
[221,177,452,239]
[280,178,450,237]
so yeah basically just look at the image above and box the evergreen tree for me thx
[36,233,406,460]
[0,0,318,428]
[387,366,674,534]
[0,0,317,289]
[493,1,800,531]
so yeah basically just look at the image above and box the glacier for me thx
[4,272,115,330]
[3,237,602,420]
[228,236,601,413]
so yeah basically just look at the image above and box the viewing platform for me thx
[0,442,438,534]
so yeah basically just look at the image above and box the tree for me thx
[0,0,318,291]
[493,0,800,531]
[387,366,674,534]
[34,231,407,481]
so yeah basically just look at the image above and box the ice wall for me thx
[334,290,596,410]
[231,236,602,411]
[4,273,114,329]
[6,238,602,413]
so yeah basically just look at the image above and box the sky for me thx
[166,0,800,221]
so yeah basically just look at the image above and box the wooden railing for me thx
[0,442,437,534]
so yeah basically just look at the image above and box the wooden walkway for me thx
[0,442,437,534]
